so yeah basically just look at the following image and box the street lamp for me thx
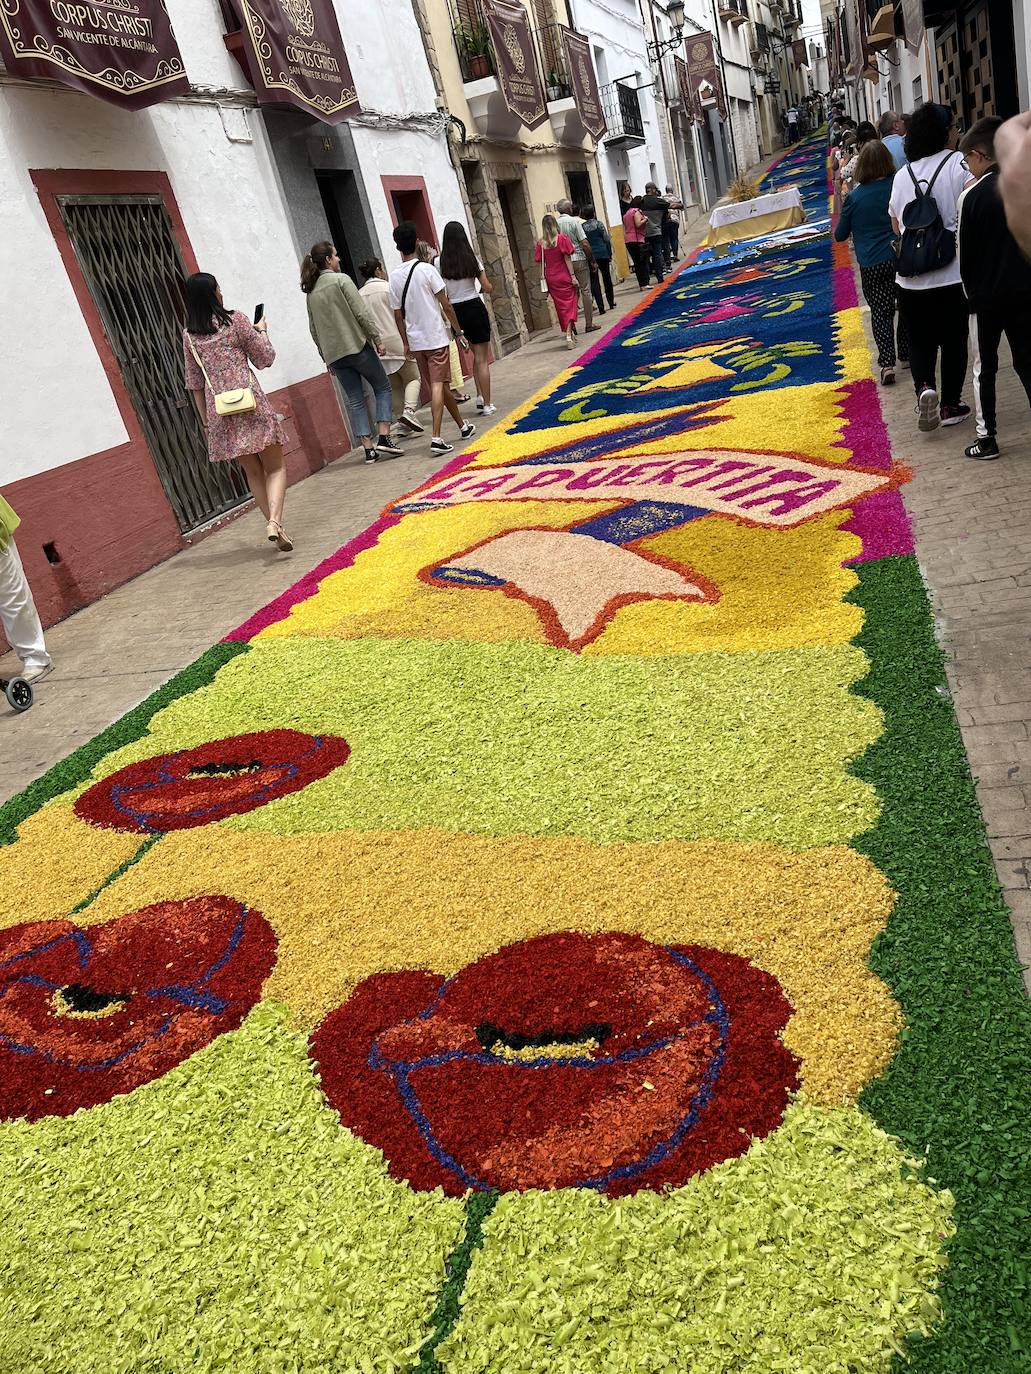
[647,1,687,60]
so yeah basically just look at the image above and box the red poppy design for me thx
[0,896,277,1121]
[73,730,351,834]
[310,932,798,1196]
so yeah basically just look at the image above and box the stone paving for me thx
[871,299,1031,993]
[0,273,655,803]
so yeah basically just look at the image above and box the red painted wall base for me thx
[1,371,348,638]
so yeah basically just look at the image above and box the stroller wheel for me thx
[4,677,33,712]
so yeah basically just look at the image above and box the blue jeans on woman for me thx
[329,343,391,440]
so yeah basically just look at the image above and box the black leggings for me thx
[973,304,1031,437]
[627,241,650,289]
[896,282,969,406]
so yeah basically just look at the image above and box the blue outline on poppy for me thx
[370,946,730,1193]
[0,904,253,1070]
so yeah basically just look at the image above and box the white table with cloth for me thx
[705,187,806,251]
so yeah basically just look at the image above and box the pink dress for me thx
[183,311,286,463]
[535,234,578,329]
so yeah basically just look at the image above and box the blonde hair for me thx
[541,214,560,249]
[415,240,435,263]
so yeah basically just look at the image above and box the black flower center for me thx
[475,1021,612,1054]
[186,760,263,777]
[53,984,129,1017]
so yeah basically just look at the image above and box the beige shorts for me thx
[415,347,452,386]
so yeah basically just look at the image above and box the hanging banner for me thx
[844,0,865,78]
[826,19,839,87]
[685,31,726,122]
[483,0,547,131]
[560,24,605,139]
[901,0,924,54]
[791,38,809,67]
[238,0,359,124]
[674,54,699,126]
[0,0,189,109]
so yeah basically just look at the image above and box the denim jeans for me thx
[329,343,391,440]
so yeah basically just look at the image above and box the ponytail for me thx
[301,241,335,294]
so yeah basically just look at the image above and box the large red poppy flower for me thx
[310,932,798,1197]
[0,896,277,1121]
[73,730,350,834]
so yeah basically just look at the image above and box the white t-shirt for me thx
[889,152,972,290]
[388,260,450,351]
[442,260,484,305]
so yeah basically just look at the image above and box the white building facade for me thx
[0,0,468,629]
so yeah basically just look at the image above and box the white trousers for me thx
[0,538,49,671]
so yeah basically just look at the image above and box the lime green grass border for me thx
[851,556,1031,1372]
[0,641,249,847]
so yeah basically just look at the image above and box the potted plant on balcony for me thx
[458,21,492,80]
[546,69,568,102]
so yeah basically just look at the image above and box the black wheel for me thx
[5,677,33,712]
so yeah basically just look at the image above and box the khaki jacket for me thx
[306,270,380,365]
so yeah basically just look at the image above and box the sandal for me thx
[451,391,471,403]
[266,520,293,552]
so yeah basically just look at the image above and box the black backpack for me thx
[896,154,958,278]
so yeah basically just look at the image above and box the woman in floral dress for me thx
[183,273,291,551]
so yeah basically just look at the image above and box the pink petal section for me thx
[835,378,914,564]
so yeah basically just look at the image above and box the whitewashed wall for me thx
[0,0,332,484]
[0,0,469,486]
[568,0,672,224]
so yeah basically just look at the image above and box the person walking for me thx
[535,214,579,347]
[0,494,52,684]
[389,221,475,456]
[302,243,400,469]
[438,220,497,417]
[415,239,470,404]
[835,138,904,385]
[638,183,668,284]
[878,111,907,169]
[358,258,424,439]
[555,199,598,333]
[622,198,650,290]
[664,186,683,263]
[581,204,615,315]
[839,122,878,195]
[184,272,293,550]
[890,103,974,432]
[957,117,1031,460]
[786,105,799,144]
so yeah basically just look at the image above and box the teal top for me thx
[834,179,896,268]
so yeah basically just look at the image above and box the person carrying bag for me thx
[183,272,292,550]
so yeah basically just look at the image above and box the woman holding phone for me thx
[183,272,292,551]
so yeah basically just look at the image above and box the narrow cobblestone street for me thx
[873,309,1031,991]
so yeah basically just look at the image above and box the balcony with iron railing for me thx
[749,20,770,58]
[447,0,549,140]
[601,79,645,148]
[783,0,802,30]
[717,0,749,24]
[537,20,596,145]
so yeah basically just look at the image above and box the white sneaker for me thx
[21,661,54,684]
[481,404,497,417]
[917,387,939,433]
[400,408,424,434]
[430,437,454,454]
[476,396,485,412]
